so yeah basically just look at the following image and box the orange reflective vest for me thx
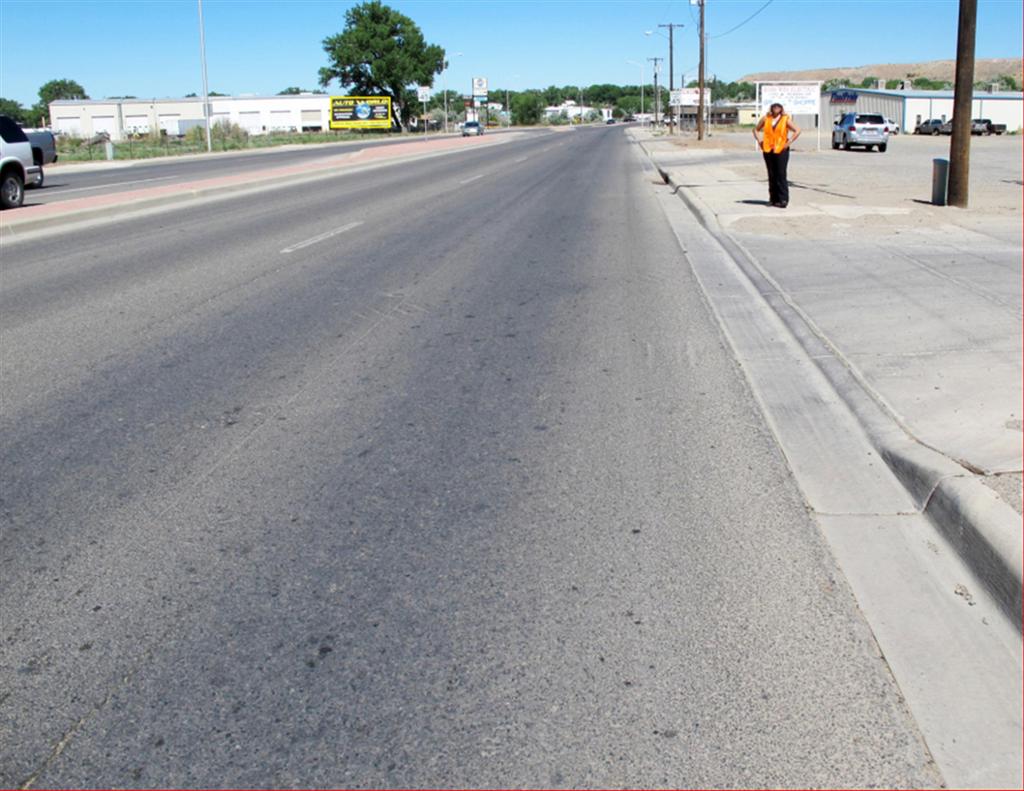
[761,114,790,153]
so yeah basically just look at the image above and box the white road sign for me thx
[417,86,431,102]
[758,83,820,115]
[472,77,488,97]
[671,88,710,107]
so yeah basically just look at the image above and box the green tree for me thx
[511,91,544,125]
[542,85,561,106]
[0,98,32,125]
[318,0,444,130]
[32,78,88,125]
[38,78,88,105]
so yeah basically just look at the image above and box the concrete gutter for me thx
[633,133,1022,626]
[3,133,519,239]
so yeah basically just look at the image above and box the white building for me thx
[48,94,332,140]
[820,86,1023,133]
[542,100,604,122]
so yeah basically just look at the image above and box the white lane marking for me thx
[459,173,484,185]
[281,220,364,254]
[513,157,529,163]
[49,176,175,195]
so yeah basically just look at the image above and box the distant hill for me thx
[740,58,1022,87]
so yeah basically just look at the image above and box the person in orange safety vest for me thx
[753,103,801,208]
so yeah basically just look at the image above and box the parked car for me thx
[971,118,1007,135]
[915,119,944,135]
[0,114,42,209]
[461,121,484,137]
[25,129,57,188]
[832,113,890,152]
[605,118,616,124]
[884,117,900,134]
[940,119,954,134]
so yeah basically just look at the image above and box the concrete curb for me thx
[2,135,516,240]
[632,132,1023,626]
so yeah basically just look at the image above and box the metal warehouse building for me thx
[48,94,332,140]
[821,86,1023,133]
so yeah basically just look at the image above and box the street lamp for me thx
[197,0,212,152]
[626,59,645,124]
[442,51,462,134]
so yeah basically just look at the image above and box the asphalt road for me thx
[1,126,939,787]
[28,127,531,206]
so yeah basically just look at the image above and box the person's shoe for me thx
[777,201,788,208]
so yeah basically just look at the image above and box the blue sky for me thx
[1,0,1021,106]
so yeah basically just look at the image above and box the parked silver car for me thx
[832,112,890,152]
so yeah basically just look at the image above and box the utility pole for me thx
[658,23,684,134]
[648,57,663,126]
[697,0,706,140]
[948,0,977,207]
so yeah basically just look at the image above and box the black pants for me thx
[762,149,790,205]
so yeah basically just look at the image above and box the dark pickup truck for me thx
[25,130,57,187]
[970,119,1006,135]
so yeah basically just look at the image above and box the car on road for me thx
[915,119,944,135]
[0,114,43,208]
[832,112,890,152]
[461,121,484,137]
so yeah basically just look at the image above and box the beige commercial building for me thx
[48,94,332,140]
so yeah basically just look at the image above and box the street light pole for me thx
[197,0,212,152]
[698,0,706,140]
[658,23,684,134]
[441,51,462,135]
[626,60,645,123]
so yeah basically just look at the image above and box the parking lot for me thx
[660,128,1022,235]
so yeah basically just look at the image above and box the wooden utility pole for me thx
[697,0,706,140]
[948,0,977,207]
[648,57,663,126]
[659,23,685,134]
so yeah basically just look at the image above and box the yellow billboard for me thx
[329,96,393,130]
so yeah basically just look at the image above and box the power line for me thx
[710,0,775,39]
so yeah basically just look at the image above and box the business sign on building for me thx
[671,88,710,107]
[472,77,488,97]
[329,96,392,129]
[830,90,859,104]
[758,82,821,115]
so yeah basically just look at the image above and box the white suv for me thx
[0,115,42,209]
[832,113,891,152]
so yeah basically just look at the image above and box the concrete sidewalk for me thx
[631,128,1022,620]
